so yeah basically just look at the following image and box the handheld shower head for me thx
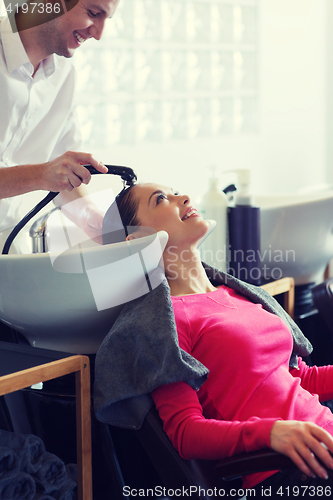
[2,164,138,255]
[83,164,137,187]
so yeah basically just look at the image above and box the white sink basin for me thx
[257,188,333,285]
[0,229,168,353]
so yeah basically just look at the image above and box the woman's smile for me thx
[181,207,200,221]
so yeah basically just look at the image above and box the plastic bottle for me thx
[199,167,228,272]
[226,169,261,285]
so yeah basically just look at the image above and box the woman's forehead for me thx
[133,183,172,198]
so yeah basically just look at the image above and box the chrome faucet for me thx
[29,208,59,253]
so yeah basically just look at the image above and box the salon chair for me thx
[134,405,294,499]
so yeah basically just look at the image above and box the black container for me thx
[227,205,261,285]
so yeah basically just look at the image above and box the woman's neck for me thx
[164,247,217,296]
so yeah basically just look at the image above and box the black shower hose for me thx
[1,164,137,255]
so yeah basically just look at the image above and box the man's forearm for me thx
[0,164,46,198]
[0,151,107,199]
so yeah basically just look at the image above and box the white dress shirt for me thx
[0,15,82,237]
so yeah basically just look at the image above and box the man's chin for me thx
[58,48,76,58]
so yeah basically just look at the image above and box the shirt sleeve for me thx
[48,64,83,160]
[48,105,83,161]
[290,358,333,402]
[151,380,278,461]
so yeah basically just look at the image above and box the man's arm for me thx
[0,151,107,198]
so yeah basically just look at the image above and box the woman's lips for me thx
[182,207,200,221]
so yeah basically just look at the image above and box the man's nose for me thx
[89,19,105,40]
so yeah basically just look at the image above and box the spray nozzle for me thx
[223,169,253,205]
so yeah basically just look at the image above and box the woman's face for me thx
[130,183,210,249]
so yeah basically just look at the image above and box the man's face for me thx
[35,0,120,59]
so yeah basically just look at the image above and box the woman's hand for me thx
[270,420,333,479]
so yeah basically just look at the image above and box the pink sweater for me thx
[151,286,333,488]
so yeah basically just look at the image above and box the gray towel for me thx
[94,264,313,429]
[32,452,67,495]
[49,464,77,500]
[26,435,47,474]
[0,429,77,500]
[33,495,55,500]
[94,266,209,429]
[0,429,46,474]
[64,464,77,483]
[0,471,36,500]
[0,445,19,479]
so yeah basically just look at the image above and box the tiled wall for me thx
[74,0,259,146]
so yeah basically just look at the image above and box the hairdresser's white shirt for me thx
[0,16,82,240]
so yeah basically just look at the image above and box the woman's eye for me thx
[156,193,167,204]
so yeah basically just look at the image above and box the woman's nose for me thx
[178,194,190,205]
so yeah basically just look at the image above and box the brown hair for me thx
[102,186,139,245]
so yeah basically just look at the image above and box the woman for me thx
[102,182,333,494]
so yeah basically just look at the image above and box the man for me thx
[0,0,120,248]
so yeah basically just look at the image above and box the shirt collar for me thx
[41,53,56,78]
[1,16,55,78]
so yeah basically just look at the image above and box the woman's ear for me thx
[126,226,156,241]
[126,228,146,241]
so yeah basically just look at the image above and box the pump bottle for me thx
[199,167,228,272]
[227,169,261,285]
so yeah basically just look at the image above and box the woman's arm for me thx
[151,380,277,461]
[152,379,333,480]
[290,358,333,401]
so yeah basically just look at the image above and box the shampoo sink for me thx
[0,229,168,353]
[256,188,333,285]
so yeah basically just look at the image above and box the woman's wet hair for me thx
[102,185,139,245]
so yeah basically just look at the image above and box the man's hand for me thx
[270,420,333,479]
[0,151,108,242]
[41,151,108,192]
[0,151,108,199]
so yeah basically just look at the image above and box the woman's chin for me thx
[199,219,212,238]
[186,218,210,242]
